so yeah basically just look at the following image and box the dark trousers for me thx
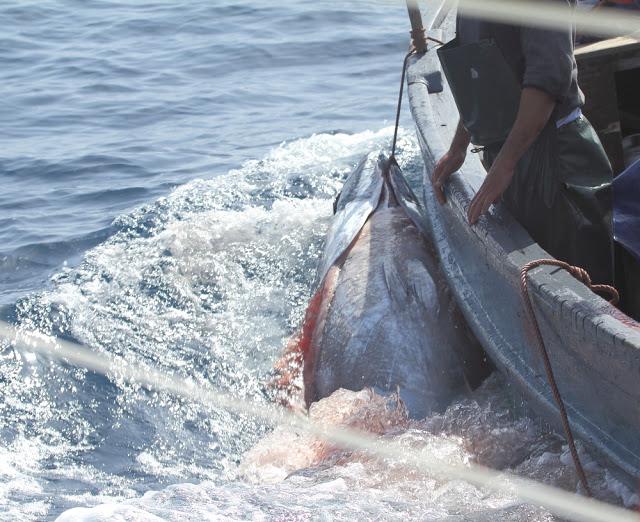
[485,116,614,284]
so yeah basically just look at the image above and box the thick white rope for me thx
[459,0,640,38]
[1,320,638,522]
[396,0,640,38]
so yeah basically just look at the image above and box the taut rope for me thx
[390,49,416,160]
[390,35,444,161]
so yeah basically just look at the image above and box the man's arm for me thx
[468,0,574,223]
[467,87,555,224]
[431,119,471,204]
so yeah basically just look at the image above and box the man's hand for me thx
[467,157,515,224]
[432,147,466,204]
[432,119,470,204]
[467,87,555,225]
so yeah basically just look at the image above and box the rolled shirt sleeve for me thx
[520,2,575,101]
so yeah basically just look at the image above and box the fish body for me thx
[281,153,487,418]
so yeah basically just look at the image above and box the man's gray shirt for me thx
[457,0,584,121]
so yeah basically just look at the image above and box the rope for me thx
[3,319,639,522]
[519,259,619,497]
[390,49,416,160]
[391,37,444,160]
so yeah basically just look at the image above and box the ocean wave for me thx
[1,127,409,519]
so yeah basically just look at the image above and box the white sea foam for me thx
[1,127,416,519]
[3,127,637,521]
[55,377,639,522]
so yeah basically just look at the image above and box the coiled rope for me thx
[520,259,619,497]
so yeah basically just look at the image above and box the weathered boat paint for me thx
[407,0,640,486]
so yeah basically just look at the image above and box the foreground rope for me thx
[1,319,638,521]
[520,259,619,497]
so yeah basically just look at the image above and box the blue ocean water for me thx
[0,1,420,519]
[0,0,414,309]
[1,2,636,521]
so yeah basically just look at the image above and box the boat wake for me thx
[0,128,636,521]
[58,376,638,521]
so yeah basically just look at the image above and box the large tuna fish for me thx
[275,153,487,418]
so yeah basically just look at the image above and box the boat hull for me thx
[407,2,640,486]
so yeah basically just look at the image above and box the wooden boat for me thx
[406,2,640,485]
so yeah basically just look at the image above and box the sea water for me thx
[0,1,637,520]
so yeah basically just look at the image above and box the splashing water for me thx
[0,128,411,519]
[3,0,637,518]
[54,376,640,522]
[1,129,638,521]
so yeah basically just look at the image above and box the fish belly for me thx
[310,199,468,418]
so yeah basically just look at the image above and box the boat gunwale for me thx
[407,0,640,483]
[411,0,640,349]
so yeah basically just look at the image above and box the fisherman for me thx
[432,0,614,284]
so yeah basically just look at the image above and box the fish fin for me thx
[406,260,438,312]
[382,255,439,313]
[382,259,411,308]
[387,159,431,239]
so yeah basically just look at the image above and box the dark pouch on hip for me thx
[437,38,521,147]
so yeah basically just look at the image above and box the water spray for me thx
[1,320,637,522]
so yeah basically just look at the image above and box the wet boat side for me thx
[406,3,640,486]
